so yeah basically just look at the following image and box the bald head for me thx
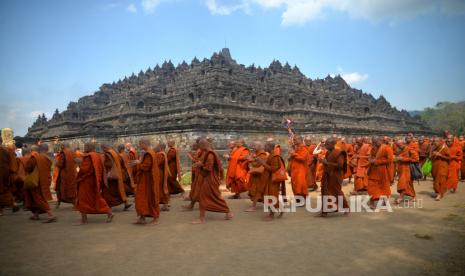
[198,138,210,150]
[139,139,150,151]
[39,143,49,153]
[167,140,175,147]
[117,144,125,153]
[325,137,337,150]
[265,141,275,153]
[253,141,264,152]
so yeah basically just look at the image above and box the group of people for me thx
[0,130,464,224]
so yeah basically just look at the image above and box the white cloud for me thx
[341,72,368,84]
[127,4,138,13]
[205,0,465,26]
[206,0,250,15]
[142,0,160,14]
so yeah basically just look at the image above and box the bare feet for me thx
[43,216,57,223]
[434,195,441,201]
[191,218,206,224]
[161,205,170,212]
[73,220,88,226]
[106,214,114,223]
[244,207,256,212]
[147,219,159,226]
[181,205,194,211]
[225,212,234,220]
[133,218,146,225]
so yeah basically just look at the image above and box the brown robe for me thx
[384,144,395,184]
[198,150,230,213]
[134,150,160,218]
[264,153,282,209]
[55,148,77,204]
[118,151,135,195]
[367,144,391,201]
[306,144,317,189]
[189,149,204,202]
[102,149,128,207]
[156,152,169,204]
[167,147,185,194]
[75,152,111,214]
[247,151,268,202]
[24,152,52,213]
[321,148,349,213]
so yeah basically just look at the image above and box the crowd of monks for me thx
[0,131,464,223]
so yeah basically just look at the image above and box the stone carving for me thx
[26,48,431,140]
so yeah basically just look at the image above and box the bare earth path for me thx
[1,179,464,276]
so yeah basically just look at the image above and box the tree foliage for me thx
[420,101,465,135]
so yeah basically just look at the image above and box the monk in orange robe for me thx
[225,139,250,199]
[343,138,354,182]
[75,143,113,225]
[117,144,135,195]
[24,144,56,222]
[418,136,431,167]
[131,139,160,225]
[55,143,77,207]
[446,135,462,192]
[430,138,450,200]
[288,137,310,198]
[183,142,204,210]
[352,137,371,194]
[367,137,391,207]
[192,138,233,224]
[155,143,170,211]
[257,141,284,220]
[383,137,395,184]
[319,138,349,217]
[126,143,138,161]
[304,137,318,191]
[460,135,465,181]
[101,144,132,211]
[394,139,419,203]
[166,140,185,195]
[0,141,20,216]
[314,139,327,182]
[245,141,268,212]
[274,144,282,156]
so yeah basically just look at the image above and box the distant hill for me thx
[410,101,465,135]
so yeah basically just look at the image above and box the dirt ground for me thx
[1,179,464,276]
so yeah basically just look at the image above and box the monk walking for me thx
[192,138,233,224]
[288,137,310,199]
[75,143,113,225]
[245,142,268,212]
[183,141,203,210]
[459,135,465,181]
[24,144,56,222]
[0,138,19,216]
[101,144,132,211]
[155,143,170,211]
[394,139,418,203]
[117,144,135,196]
[225,139,249,199]
[55,143,77,208]
[166,140,185,195]
[131,139,160,225]
[304,137,318,191]
[367,137,391,208]
[446,135,462,193]
[383,137,395,185]
[319,138,349,217]
[431,137,450,200]
[352,137,371,195]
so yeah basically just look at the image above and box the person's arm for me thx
[25,156,37,173]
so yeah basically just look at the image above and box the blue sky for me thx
[1,0,465,136]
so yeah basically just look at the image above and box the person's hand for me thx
[193,161,203,168]
[129,160,141,167]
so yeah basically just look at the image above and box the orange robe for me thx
[134,150,160,218]
[367,144,391,200]
[247,151,268,202]
[55,148,77,204]
[446,139,463,190]
[226,146,249,193]
[461,141,465,180]
[24,152,52,213]
[0,146,17,207]
[385,144,395,183]
[189,149,203,202]
[316,149,327,182]
[265,153,282,209]
[198,150,230,213]
[102,149,128,207]
[321,148,349,213]
[396,146,418,198]
[419,141,431,167]
[75,152,111,214]
[344,143,354,179]
[431,144,450,197]
[167,147,185,194]
[156,151,169,204]
[306,144,317,189]
[118,151,135,195]
[354,143,371,191]
[289,144,310,196]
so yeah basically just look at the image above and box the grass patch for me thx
[180,172,192,186]
[452,204,465,208]
[414,234,433,240]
